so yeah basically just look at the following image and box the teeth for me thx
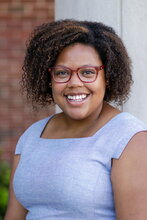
[67,94,87,101]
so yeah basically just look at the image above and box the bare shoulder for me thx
[111,131,147,220]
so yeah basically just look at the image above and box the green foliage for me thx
[0,160,10,219]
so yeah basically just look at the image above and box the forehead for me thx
[55,43,102,67]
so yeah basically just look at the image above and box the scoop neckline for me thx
[38,112,128,141]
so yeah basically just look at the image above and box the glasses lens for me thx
[78,67,97,82]
[52,67,70,82]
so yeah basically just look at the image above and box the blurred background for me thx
[0,0,147,218]
[0,0,55,218]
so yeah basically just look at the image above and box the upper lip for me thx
[64,93,89,96]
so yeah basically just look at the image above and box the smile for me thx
[66,94,88,102]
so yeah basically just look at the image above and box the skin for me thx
[52,43,106,120]
[4,43,147,219]
[46,43,119,139]
[111,131,147,220]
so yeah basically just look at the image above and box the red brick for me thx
[0,0,55,162]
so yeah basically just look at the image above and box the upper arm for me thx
[4,155,28,220]
[111,131,147,220]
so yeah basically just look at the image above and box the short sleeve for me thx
[112,130,147,159]
[111,114,147,159]
[14,116,50,155]
[14,125,32,155]
[15,134,26,155]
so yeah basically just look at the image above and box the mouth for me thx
[65,94,89,102]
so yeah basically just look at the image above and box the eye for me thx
[80,68,96,77]
[54,69,70,78]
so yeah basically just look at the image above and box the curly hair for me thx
[21,19,132,107]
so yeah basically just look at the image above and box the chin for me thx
[65,111,88,121]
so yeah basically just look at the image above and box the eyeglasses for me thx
[48,65,104,83]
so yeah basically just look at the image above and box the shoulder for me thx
[18,115,54,143]
[113,130,147,163]
[110,112,147,159]
[115,112,147,128]
[111,130,147,189]
[111,131,147,219]
[15,115,54,155]
[114,112,147,135]
[119,131,147,164]
[24,115,52,133]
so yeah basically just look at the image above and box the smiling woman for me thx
[51,43,106,121]
[4,19,147,220]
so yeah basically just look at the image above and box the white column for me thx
[122,0,147,123]
[55,0,122,34]
[55,0,147,123]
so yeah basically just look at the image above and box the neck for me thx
[60,102,107,131]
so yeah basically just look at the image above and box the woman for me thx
[4,19,147,220]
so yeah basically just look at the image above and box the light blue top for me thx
[13,112,147,220]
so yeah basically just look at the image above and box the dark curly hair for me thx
[21,19,132,107]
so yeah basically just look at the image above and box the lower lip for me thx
[65,95,89,106]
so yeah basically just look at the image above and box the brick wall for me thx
[0,0,55,162]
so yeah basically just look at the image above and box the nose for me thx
[67,72,83,87]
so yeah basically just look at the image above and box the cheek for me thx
[89,79,106,95]
[98,75,106,92]
[51,83,65,101]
